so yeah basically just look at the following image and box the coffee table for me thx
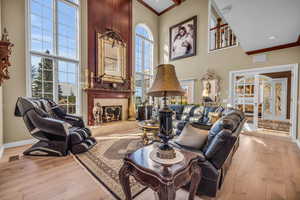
[119,143,201,200]
[138,120,160,144]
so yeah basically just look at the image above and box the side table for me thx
[119,143,201,200]
[138,120,160,144]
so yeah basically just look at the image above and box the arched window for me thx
[135,24,154,105]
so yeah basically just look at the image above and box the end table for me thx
[119,143,201,200]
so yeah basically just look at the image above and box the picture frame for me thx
[169,16,197,61]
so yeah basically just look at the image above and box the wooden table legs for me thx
[119,161,201,200]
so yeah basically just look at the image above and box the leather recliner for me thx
[14,97,96,156]
[170,109,245,197]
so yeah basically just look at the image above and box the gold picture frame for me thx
[97,32,127,83]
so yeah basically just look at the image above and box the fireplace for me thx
[90,96,129,125]
[102,105,122,123]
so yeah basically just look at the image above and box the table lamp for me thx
[147,64,185,160]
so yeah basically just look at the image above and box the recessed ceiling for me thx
[213,0,300,52]
[138,0,185,15]
[143,0,175,13]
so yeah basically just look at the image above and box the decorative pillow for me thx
[175,123,208,149]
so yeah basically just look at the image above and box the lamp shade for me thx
[147,64,185,97]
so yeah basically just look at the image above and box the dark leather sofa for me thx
[170,104,223,135]
[170,108,245,197]
[15,97,96,156]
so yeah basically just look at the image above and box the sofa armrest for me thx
[169,140,206,162]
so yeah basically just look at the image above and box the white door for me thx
[264,78,287,121]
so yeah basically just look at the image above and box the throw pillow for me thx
[175,123,208,149]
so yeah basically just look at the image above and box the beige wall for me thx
[132,0,159,72]
[2,0,28,143]
[158,0,300,140]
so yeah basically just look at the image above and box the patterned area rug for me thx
[75,129,146,200]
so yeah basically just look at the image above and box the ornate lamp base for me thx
[150,148,184,165]
[156,146,176,159]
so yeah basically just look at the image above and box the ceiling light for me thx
[268,36,276,40]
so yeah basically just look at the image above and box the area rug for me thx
[75,129,147,200]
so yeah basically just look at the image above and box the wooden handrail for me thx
[209,23,228,31]
[209,18,237,51]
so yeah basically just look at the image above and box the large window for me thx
[28,0,80,114]
[135,25,154,105]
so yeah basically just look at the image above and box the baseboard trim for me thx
[4,139,37,149]
[0,145,4,159]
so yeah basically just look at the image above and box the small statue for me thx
[1,28,9,42]
[93,102,102,125]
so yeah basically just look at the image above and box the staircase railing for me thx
[209,18,237,51]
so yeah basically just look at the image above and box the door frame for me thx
[229,64,298,140]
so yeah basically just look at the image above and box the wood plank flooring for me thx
[1,134,300,200]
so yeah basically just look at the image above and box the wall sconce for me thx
[0,28,14,86]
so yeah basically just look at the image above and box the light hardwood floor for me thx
[1,134,300,200]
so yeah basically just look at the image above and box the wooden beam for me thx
[246,35,300,55]
[172,0,182,5]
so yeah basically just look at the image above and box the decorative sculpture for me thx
[200,70,220,102]
[0,28,14,86]
[93,102,102,125]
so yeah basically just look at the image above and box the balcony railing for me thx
[209,18,237,51]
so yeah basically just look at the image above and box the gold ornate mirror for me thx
[97,32,126,83]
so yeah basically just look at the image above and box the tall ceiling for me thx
[213,0,300,52]
[138,0,183,15]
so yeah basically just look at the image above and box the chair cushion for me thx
[175,123,208,149]
[202,117,236,152]
[172,120,187,130]
[182,105,196,115]
[192,106,205,116]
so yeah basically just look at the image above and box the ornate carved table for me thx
[119,143,201,200]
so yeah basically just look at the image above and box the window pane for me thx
[58,60,78,113]
[135,36,142,73]
[30,0,53,54]
[31,55,54,100]
[57,0,78,59]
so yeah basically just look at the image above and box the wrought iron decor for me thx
[0,28,14,86]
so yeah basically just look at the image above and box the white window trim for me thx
[25,0,81,115]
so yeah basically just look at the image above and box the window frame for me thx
[135,24,154,103]
[26,0,81,115]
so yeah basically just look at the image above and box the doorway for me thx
[229,64,298,139]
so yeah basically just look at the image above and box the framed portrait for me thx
[169,16,197,61]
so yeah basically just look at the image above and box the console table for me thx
[119,143,201,200]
